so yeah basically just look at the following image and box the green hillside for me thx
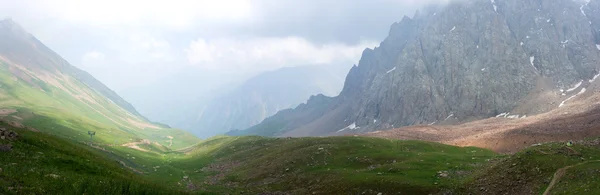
[461,139,600,195]
[4,119,600,194]
[0,122,186,194]
[0,19,198,150]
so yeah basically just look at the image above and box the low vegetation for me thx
[0,122,185,194]
[3,118,600,194]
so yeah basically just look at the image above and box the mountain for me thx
[242,0,600,137]
[190,65,348,138]
[117,69,235,132]
[0,18,198,148]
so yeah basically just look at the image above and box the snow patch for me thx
[450,26,456,32]
[530,56,538,71]
[566,80,583,93]
[559,88,586,107]
[578,88,587,95]
[477,45,479,49]
[590,73,600,83]
[496,112,521,119]
[547,19,551,23]
[433,12,437,16]
[337,122,359,132]
[444,113,454,121]
[596,44,600,50]
[581,4,587,16]
[348,122,358,130]
[428,121,437,125]
[561,40,569,44]
[560,95,577,107]
[490,0,497,12]
[496,113,509,118]
[507,114,520,119]
[520,42,524,46]
[386,67,396,74]
[526,36,530,39]
[481,68,486,71]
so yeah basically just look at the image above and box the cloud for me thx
[0,0,444,94]
[237,0,450,44]
[5,0,255,31]
[82,51,105,62]
[120,34,177,65]
[75,32,185,90]
[184,37,378,72]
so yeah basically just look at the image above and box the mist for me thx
[0,0,449,137]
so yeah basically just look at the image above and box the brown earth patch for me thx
[0,109,16,116]
[363,90,600,153]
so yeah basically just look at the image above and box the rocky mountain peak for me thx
[244,0,600,137]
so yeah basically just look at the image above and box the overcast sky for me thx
[0,0,450,94]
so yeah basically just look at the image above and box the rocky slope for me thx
[190,65,347,138]
[244,0,600,137]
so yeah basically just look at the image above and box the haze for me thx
[0,0,447,135]
[5,0,600,194]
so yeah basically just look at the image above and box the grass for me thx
[0,120,502,194]
[5,117,600,194]
[550,161,600,194]
[0,60,200,150]
[0,122,186,195]
[460,139,600,194]
[172,136,499,194]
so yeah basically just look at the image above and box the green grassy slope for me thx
[167,136,499,194]
[157,136,600,194]
[0,122,186,195]
[0,20,199,150]
[4,119,600,194]
[0,60,198,150]
[550,161,600,194]
[462,138,600,195]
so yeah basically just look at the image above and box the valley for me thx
[3,0,600,194]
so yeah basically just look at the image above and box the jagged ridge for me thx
[243,0,600,137]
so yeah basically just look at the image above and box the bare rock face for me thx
[243,0,600,137]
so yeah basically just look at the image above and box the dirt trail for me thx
[121,140,151,152]
[167,136,173,147]
[542,160,600,195]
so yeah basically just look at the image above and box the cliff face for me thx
[245,0,600,137]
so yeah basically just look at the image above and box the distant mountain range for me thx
[188,64,349,138]
[240,0,600,137]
